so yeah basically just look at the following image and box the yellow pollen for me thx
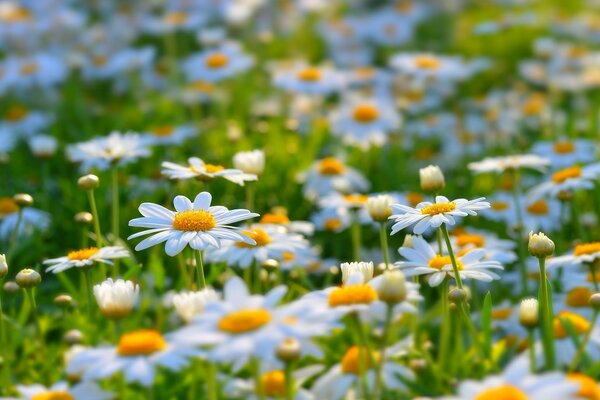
[415,148,435,160]
[0,6,32,22]
[152,125,174,137]
[406,192,423,207]
[341,346,381,375]
[413,55,440,70]
[92,55,107,67]
[259,371,286,397]
[343,193,369,205]
[117,330,166,356]
[522,94,545,115]
[552,166,582,183]
[456,234,485,248]
[553,141,575,154]
[328,285,378,307]
[324,218,342,231]
[31,392,75,400]
[574,242,600,256]
[491,308,513,320]
[499,176,514,191]
[566,287,593,308]
[553,311,590,339]
[420,202,456,215]
[282,252,295,262]
[5,105,28,122]
[473,385,528,400]
[352,105,379,123]
[355,67,375,78]
[67,247,100,261]
[260,213,290,224]
[218,309,271,333]
[318,157,346,175]
[172,210,216,231]
[297,67,321,81]
[526,200,549,215]
[568,373,600,400]
[19,62,38,76]
[164,11,187,25]
[189,80,216,93]
[428,255,463,270]
[395,0,413,12]
[0,197,19,216]
[205,53,229,69]
[235,228,272,248]
[490,201,510,211]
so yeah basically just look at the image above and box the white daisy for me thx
[389,195,490,235]
[127,191,258,256]
[182,42,254,83]
[273,64,345,96]
[531,139,597,169]
[16,381,113,400]
[172,288,220,323]
[528,163,600,200]
[548,242,600,269]
[0,197,50,240]
[468,154,550,174]
[140,124,197,146]
[44,246,129,274]
[161,157,257,186]
[298,157,370,200]
[93,278,140,319]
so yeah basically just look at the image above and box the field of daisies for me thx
[3,0,600,399]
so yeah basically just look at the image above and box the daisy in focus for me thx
[44,246,129,273]
[161,157,257,186]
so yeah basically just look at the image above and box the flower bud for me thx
[419,165,445,193]
[376,270,408,304]
[74,211,93,225]
[276,337,301,363]
[13,193,33,207]
[93,278,139,319]
[518,298,539,328]
[366,195,393,222]
[0,254,7,279]
[590,293,600,310]
[528,231,554,258]
[54,294,75,309]
[64,330,84,345]
[448,288,467,304]
[28,135,58,158]
[77,174,100,190]
[233,149,265,175]
[172,289,219,323]
[15,269,41,288]
[3,281,19,295]
[340,262,373,283]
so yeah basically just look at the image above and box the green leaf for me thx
[482,291,492,358]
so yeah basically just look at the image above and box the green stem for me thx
[83,269,94,319]
[510,172,529,296]
[253,260,261,294]
[86,190,103,247]
[177,253,192,290]
[111,166,120,277]
[253,358,266,400]
[206,361,218,400]
[379,223,391,269]
[588,262,599,292]
[374,304,393,397]
[528,329,536,372]
[245,182,255,212]
[438,278,450,368]
[25,288,41,341]
[350,212,361,261]
[284,362,295,400]
[7,209,23,262]
[440,224,463,289]
[537,256,556,369]
[569,310,598,371]
[194,251,206,290]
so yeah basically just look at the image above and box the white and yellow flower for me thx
[161,157,257,186]
[298,157,370,200]
[44,246,129,274]
[16,381,113,400]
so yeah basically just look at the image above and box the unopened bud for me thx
[54,294,75,309]
[64,330,84,345]
[341,262,373,283]
[528,232,554,258]
[74,212,93,225]
[449,288,467,304]
[419,165,445,193]
[77,174,100,190]
[13,193,33,207]
[15,269,41,288]
[376,270,408,304]
[276,337,301,363]
[518,298,539,329]
[366,195,393,222]
[0,254,7,279]
[590,293,600,310]
[3,281,19,295]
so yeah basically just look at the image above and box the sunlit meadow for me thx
[1,0,600,399]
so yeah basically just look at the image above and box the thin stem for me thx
[7,209,23,262]
[25,288,41,341]
[438,278,450,368]
[588,262,599,292]
[245,182,255,212]
[510,170,529,296]
[569,310,598,371]
[440,224,463,289]
[253,358,266,400]
[253,260,261,294]
[528,329,537,372]
[83,268,94,319]
[284,362,295,400]
[350,212,361,261]
[206,361,218,400]
[111,166,120,277]
[374,304,393,397]
[194,251,206,290]
[87,190,103,247]
[537,256,556,369]
[379,223,391,269]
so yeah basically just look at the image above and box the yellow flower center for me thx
[117,330,167,356]
[341,346,381,375]
[328,285,378,307]
[172,210,216,231]
[355,67,375,78]
[522,94,545,115]
[282,252,295,261]
[343,193,369,205]
[553,141,575,154]
[92,55,107,67]
[0,197,19,216]
[324,218,342,231]
[352,105,379,123]
[5,105,28,122]
[32,392,75,400]
[318,157,346,175]
[395,0,413,12]
[420,202,456,215]
[413,55,440,70]
[217,309,271,333]
[20,62,38,76]
[491,308,513,320]
[67,247,100,261]
[189,80,216,93]
[552,166,581,183]
[526,200,549,215]
[490,201,509,211]
[456,234,485,248]
[235,228,272,248]
[164,11,187,25]
[406,192,423,207]
[566,287,593,308]
[205,53,229,69]
[260,213,290,224]
[568,373,600,400]
[474,385,528,400]
[428,255,463,270]
[0,6,32,22]
[297,67,321,81]
[259,371,286,397]
[152,125,174,137]
[553,311,590,339]
[574,242,600,256]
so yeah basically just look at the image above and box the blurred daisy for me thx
[44,246,129,274]
[468,154,550,174]
[128,191,258,256]
[390,52,467,81]
[140,124,197,146]
[450,229,517,264]
[389,195,490,235]
[394,236,503,287]
[548,242,600,268]
[259,212,315,236]
[273,64,345,96]
[548,311,600,367]
[311,206,351,233]
[182,42,254,83]
[531,139,596,169]
[0,197,50,240]
[16,381,113,400]
[172,288,220,324]
[298,157,370,200]
[528,163,600,200]
[161,157,257,186]
[28,134,58,158]
[1,105,53,137]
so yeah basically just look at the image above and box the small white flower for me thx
[468,154,550,174]
[419,165,445,192]
[340,261,374,283]
[233,149,265,176]
[44,246,129,274]
[17,381,113,400]
[172,289,219,323]
[28,134,58,158]
[93,278,139,319]
[161,157,257,186]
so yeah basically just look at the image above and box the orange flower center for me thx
[117,330,167,356]
[318,157,346,175]
[491,308,513,320]
[328,285,378,307]
[324,218,342,231]
[428,255,463,270]
[566,287,593,308]
[164,11,187,25]
[456,234,485,248]
[19,62,38,76]
[5,105,28,122]
[413,56,440,70]
[92,55,107,67]
[568,373,600,400]
[172,210,216,231]
[152,125,174,137]
[526,200,549,215]
[259,371,286,397]
[205,53,229,69]
[0,6,32,22]
[297,67,321,81]
[0,197,19,216]
[341,346,381,375]
[217,309,271,333]
[574,242,600,256]
[260,213,290,224]
[474,385,528,400]
[67,247,100,261]
[235,228,272,248]
[552,166,581,183]
[553,141,575,154]
[32,392,75,400]
[490,201,509,211]
[421,202,456,215]
[406,192,423,207]
[343,193,369,205]
[553,311,590,339]
[522,94,545,115]
[352,105,379,123]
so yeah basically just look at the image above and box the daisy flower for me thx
[182,42,254,83]
[258,212,315,236]
[0,196,50,240]
[16,381,113,400]
[543,310,600,368]
[310,206,351,233]
[528,163,600,200]
[67,131,151,172]
[468,154,550,174]
[67,329,201,387]
[128,191,258,256]
[531,138,597,169]
[394,236,503,287]
[172,288,220,323]
[161,157,257,186]
[390,52,469,81]
[298,157,370,200]
[450,229,517,264]
[273,64,345,96]
[140,124,197,146]
[44,246,129,274]
[389,195,490,235]
[548,242,600,268]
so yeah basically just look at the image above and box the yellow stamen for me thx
[522,94,545,115]
[260,213,290,224]
[318,157,346,175]
[259,371,286,397]
[19,62,38,76]
[428,255,463,270]
[152,125,174,137]
[324,218,342,231]
[420,202,456,215]
[0,6,32,22]
[218,309,271,333]
[341,346,381,375]
[32,392,75,400]
[117,330,166,356]
[490,201,509,211]
[5,105,28,122]
[413,55,440,70]
[328,285,378,307]
[526,200,549,215]
[568,373,600,400]
[491,308,513,320]
[235,228,272,248]
[205,53,229,69]
[352,105,379,123]
[473,385,528,400]
[566,287,593,308]
[553,141,575,154]
[203,164,224,174]
[406,192,423,207]
[164,11,187,25]
[343,194,369,204]
[553,311,590,339]
[282,252,295,261]
[92,55,107,67]
[189,80,216,93]
[552,166,582,184]
[0,197,19,216]
[67,247,100,261]
[172,210,216,231]
[456,234,485,248]
[574,242,600,256]
[297,67,321,81]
